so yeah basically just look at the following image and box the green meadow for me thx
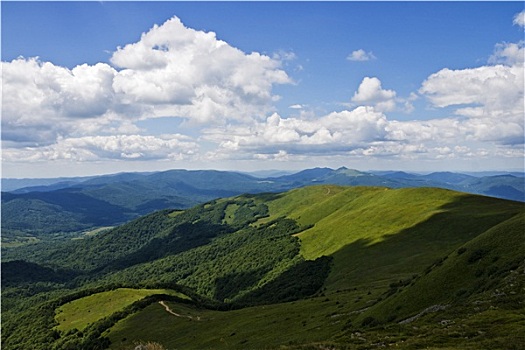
[55,288,189,332]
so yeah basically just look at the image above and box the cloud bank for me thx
[2,14,523,171]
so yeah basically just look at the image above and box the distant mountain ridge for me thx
[2,167,524,237]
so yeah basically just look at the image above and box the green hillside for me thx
[55,288,188,332]
[3,168,522,244]
[2,185,523,349]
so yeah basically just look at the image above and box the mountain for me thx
[2,185,523,349]
[372,170,421,179]
[420,171,477,184]
[1,176,97,192]
[1,170,270,237]
[378,170,525,201]
[2,168,524,241]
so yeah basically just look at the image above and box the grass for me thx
[107,293,359,350]
[356,211,525,325]
[295,187,518,259]
[107,261,525,350]
[55,288,188,332]
[261,186,522,295]
[82,226,115,237]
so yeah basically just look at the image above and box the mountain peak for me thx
[334,167,365,176]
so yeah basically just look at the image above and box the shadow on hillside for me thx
[327,194,523,289]
[230,256,333,306]
[101,221,233,273]
[214,268,269,302]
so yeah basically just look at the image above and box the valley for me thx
[2,184,523,349]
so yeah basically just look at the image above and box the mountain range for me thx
[2,167,524,241]
[2,185,523,349]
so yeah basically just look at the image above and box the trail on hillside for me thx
[159,301,201,321]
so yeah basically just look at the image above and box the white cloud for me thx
[347,49,376,62]
[2,16,292,151]
[351,77,397,112]
[110,16,291,124]
[419,63,523,124]
[203,107,390,159]
[201,92,523,164]
[2,134,198,162]
[273,50,297,62]
[489,41,525,66]
[513,10,525,27]
[2,58,123,145]
[2,15,523,172]
[419,38,524,147]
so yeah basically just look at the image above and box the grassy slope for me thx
[103,186,524,349]
[266,186,521,293]
[107,295,352,349]
[333,212,525,350]
[358,211,525,324]
[55,288,188,332]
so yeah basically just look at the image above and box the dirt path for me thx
[159,301,201,321]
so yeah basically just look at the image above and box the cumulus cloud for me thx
[419,38,524,147]
[489,41,525,65]
[202,91,522,163]
[420,65,523,111]
[203,107,392,159]
[2,58,118,142]
[513,10,525,27]
[110,17,291,123]
[347,49,376,62]
[2,16,292,152]
[419,63,523,145]
[351,77,397,112]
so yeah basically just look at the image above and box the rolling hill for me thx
[2,167,524,243]
[2,185,523,349]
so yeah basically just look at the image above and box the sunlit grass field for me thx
[55,288,188,332]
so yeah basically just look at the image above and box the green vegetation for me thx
[3,168,522,243]
[2,185,523,349]
[55,288,188,332]
[107,296,347,349]
[356,212,525,325]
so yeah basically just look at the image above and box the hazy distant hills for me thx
[2,167,524,236]
[2,185,523,349]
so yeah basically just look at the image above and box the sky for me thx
[2,1,524,178]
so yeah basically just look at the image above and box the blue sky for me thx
[2,1,524,178]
